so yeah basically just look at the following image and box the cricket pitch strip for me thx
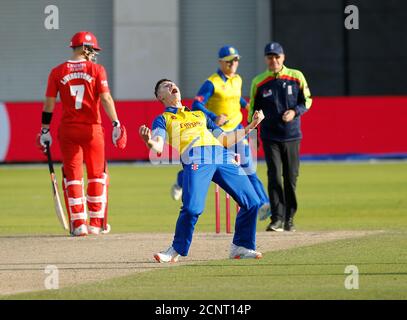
[0,230,382,296]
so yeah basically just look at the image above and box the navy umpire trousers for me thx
[262,139,301,224]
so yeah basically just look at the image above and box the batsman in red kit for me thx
[37,31,127,236]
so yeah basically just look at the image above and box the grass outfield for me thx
[0,162,406,299]
[0,162,406,234]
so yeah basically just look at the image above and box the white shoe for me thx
[72,224,88,236]
[101,224,111,234]
[171,183,182,201]
[230,243,262,259]
[258,203,271,221]
[154,246,180,263]
[88,224,111,235]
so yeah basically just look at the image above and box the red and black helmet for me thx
[69,31,101,51]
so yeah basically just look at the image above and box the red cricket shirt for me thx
[46,59,110,125]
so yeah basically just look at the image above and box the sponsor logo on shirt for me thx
[67,63,86,71]
[179,121,204,129]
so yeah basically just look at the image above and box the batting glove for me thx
[112,120,127,149]
[36,128,52,153]
[40,128,52,147]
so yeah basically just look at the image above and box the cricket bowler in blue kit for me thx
[139,79,265,262]
[170,46,271,221]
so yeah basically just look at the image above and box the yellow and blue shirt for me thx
[192,69,247,132]
[152,106,226,162]
[249,65,312,142]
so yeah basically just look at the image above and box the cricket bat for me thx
[45,142,69,230]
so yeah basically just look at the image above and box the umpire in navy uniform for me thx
[248,42,312,232]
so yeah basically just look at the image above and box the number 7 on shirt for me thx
[70,85,85,109]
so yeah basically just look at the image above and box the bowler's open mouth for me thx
[171,88,178,94]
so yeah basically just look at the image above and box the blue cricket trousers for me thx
[176,128,269,207]
[172,154,261,256]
